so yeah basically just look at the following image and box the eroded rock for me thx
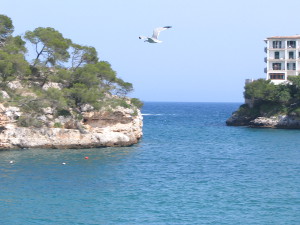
[0,104,143,149]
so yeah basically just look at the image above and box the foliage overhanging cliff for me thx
[0,14,143,129]
[226,76,300,127]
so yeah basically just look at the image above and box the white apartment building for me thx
[265,35,300,84]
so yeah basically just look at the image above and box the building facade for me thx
[265,35,300,84]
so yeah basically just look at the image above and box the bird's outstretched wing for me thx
[152,26,172,39]
[139,36,148,40]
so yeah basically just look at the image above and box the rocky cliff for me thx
[0,104,143,149]
[226,112,300,129]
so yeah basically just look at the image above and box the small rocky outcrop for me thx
[225,112,253,126]
[226,113,300,129]
[249,115,300,128]
[0,104,143,149]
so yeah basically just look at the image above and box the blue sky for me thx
[2,0,300,102]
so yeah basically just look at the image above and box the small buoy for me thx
[9,160,14,164]
[84,157,89,159]
[62,162,66,165]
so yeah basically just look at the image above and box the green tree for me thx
[43,88,68,111]
[2,35,27,54]
[288,75,300,99]
[114,78,133,96]
[24,27,71,66]
[0,14,14,46]
[93,61,133,95]
[0,50,30,82]
[70,44,98,70]
[70,64,100,88]
[64,83,102,108]
[244,79,276,102]
[274,84,291,103]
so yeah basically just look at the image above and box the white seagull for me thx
[139,26,172,43]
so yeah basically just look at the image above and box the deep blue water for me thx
[1,102,300,224]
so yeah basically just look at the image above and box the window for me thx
[272,63,281,70]
[287,41,296,48]
[289,51,294,59]
[287,63,296,70]
[274,52,280,59]
[273,41,282,48]
[269,73,284,80]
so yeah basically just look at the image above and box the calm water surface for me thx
[0,102,300,224]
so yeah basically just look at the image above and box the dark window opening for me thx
[273,41,282,48]
[289,51,295,59]
[270,73,284,80]
[275,52,280,59]
[272,63,282,70]
[287,63,296,70]
[287,41,296,48]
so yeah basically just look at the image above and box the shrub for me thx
[17,115,43,128]
[289,107,300,117]
[53,122,62,128]
[259,102,287,117]
[57,109,71,117]
[130,98,143,108]
[236,104,259,118]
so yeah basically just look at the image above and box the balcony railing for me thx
[270,68,285,71]
[268,58,285,61]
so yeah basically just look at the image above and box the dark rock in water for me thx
[226,112,253,126]
[227,112,300,129]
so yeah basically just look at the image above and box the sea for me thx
[1,102,300,225]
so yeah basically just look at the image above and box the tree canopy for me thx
[244,79,291,104]
[240,77,300,117]
[0,14,142,128]
[0,14,14,44]
[25,27,72,66]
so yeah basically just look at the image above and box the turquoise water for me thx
[1,102,300,224]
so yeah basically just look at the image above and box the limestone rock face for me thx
[249,115,300,128]
[0,104,143,149]
[227,113,300,129]
[0,91,10,99]
[7,80,23,90]
[42,82,63,90]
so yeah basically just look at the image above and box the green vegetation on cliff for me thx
[236,77,300,119]
[0,15,142,128]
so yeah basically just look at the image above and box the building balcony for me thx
[268,47,285,50]
[269,68,285,71]
[268,58,285,61]
[268,47,299,50]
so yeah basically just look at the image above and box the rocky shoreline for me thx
[226,112,300,129]
[0,104,143,149]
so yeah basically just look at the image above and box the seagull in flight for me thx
[139,26,172,43]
